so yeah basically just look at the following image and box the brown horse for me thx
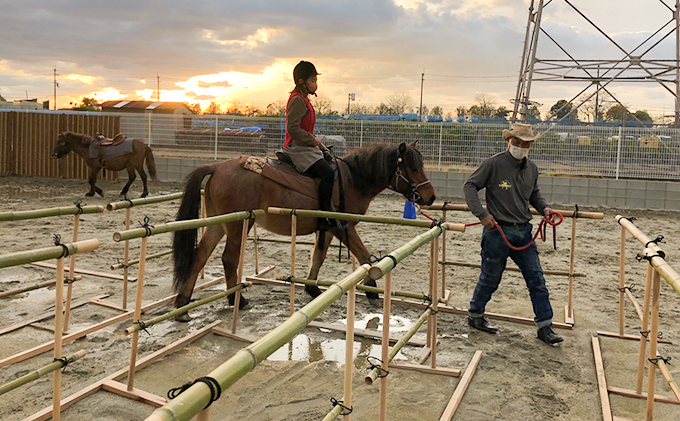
[52,131,157,197]
[172,141,436,320]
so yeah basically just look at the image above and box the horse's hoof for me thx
[175,312,191,323]
[365,291,380,300]
[305,285,322,298]
[141,192,149,198]
[85,192,95,197]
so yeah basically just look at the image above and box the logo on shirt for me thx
[498,180,512,190]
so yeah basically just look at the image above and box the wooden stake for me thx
[618,226,626,335]
[200,194,207,280]
[645,270,661,420]
[52,257,65,421]
[123,208,131,310]
[566,216,577,323]
[343,284,356,421]
[62,214,80,332]
[127,236,148,391]
[591,334,614,421]
[290,214,297,316]
[379,270,392,421]
[231,219,248,334]
[637,264,653,394]
[253,223,259,274]
[438,350,482,421]
[441,208,447,299]
[431,237,439,369]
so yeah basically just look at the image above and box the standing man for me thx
[464,123,563,345]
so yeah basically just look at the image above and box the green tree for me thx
[264,100,286,116]
[204,101,222,115]
[312,94,336,116]
[527,105,541,120]
[430,105,443,116]
[376,102,394,115]
[605,104,628,121]
[548,99,574,119]
[633,110,652,122]
[70,97,100,111]
[456,106,467,117]
[492,106,510,119]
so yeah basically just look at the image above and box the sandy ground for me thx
[0,175,679,421]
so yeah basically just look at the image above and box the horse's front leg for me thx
[223,221,252,309]
[137,167,149,198]
[304,232,336,298]
[87,168,103,197]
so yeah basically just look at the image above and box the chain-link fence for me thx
[113,113,680,181]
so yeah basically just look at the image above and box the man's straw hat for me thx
[502,123,540,142]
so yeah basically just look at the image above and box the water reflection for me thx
[267,313,416,368]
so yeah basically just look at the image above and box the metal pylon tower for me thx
[512,0,680,126]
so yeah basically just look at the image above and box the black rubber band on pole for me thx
[138,216,154,237]
[330,397,353,415]
[618,283,635,292]
[167,376,222,409]
[73,200,84,215]
[572,204,579,219]
[53,234,70,258]
[54,356,70,371]
[381,254,398,269]
[648,355,672,366]
[366,355,389,378]
[645,235,665,248]
[124,194,134,208]
[640,330,650,338]
[134,320,150,335]
[617,216,637,226]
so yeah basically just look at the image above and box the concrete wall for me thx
[146,157,680,211]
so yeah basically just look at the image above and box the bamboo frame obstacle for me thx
[422,203,604,326]
[592,216,680,421]
[0,238,100,421]
[144,213,478,421]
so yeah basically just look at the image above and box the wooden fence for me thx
[0,111,120,180]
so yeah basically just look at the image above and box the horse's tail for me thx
[172,165,213,293]
[144,146,158,181]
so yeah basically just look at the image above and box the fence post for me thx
[438,121,443,170]
[360,120,364,148]
[147,113,152,146]
[615,126,622,179]
[214,116,219,160]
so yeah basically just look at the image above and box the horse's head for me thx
[392,141,436,206]
[52,132,74,158]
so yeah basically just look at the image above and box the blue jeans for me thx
[468,224,554,328]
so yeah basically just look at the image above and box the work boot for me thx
[468,316,498,334]
[537,325,563,345]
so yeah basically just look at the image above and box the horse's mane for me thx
[62,131,93,147]
[341,143,424,195]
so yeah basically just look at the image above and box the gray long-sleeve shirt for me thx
[464,150,549,224]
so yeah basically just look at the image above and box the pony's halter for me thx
[389,157,431,202]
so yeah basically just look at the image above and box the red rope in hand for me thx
[421,208,563,252]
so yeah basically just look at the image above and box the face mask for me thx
[509,144,530,160]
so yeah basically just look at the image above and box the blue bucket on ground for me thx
[403,200,417,219]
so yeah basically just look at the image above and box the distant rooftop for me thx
[100,100,191,112]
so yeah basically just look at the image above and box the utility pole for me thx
[347,93,355,115]
[156,73,160,102]
[53,67,59,110]
[419,69,425,121]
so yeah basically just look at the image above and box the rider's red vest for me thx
[284,92,315,148]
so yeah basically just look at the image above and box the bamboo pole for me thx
[144,264,372,421]
[431,236,439,369]
[53,257,65,421]
[267,207,465,232]
[365,308,432,385]
[619,226,626,335]
[379,270,392,421]
[0,204,104,221]
[247,236,343,249]
[655,352,680,402]
[439,261,586,277]
[111,249,172,270]
[106,192,184,211]
[290,214,297,316]
[0,350,86,395]
[615,215,667,261]
[645,268,662,420]
[231,219,249,334]
[637,264,654,394]
[123,208,131,310]
[423,203,604,219]
[369,225,447,281]
[276,276,431,301]
[127,236,147,391]
[441,207,447,299]
[0,239,101,268]
[125,284,248,334]
[62,214,80,332]
[113,210,265,242]
[0,276,82,299]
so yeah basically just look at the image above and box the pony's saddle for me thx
[239,154,340,203]
[95,133,126,146]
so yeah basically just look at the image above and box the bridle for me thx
[388,156,431,202]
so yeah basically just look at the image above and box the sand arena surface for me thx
[0,175,679,420]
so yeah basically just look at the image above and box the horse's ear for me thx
[410,140,419,149]
[398,142,408,158]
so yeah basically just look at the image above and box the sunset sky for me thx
[1,0,677,116]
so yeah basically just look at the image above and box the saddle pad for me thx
[88,138,134,159]
[240,155,340,204]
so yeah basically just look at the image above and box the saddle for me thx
[95,133,126,146]
[240,154,341,204]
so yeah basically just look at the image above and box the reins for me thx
[419,207,564,251]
